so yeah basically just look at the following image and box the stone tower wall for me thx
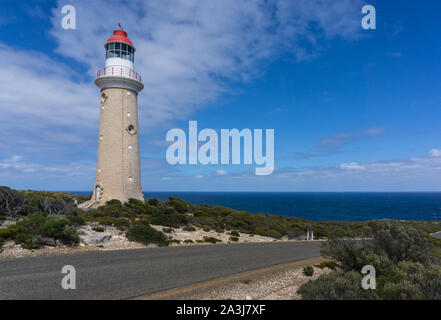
[92,87,143,205]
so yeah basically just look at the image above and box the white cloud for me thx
[0,44,97,156]
[429,149,441,157]
[216,169,228,176]
[339,162,365,170]
[49,0,364,128]
[0,0,365,187]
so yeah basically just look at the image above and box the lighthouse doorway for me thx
[95,186,101,201]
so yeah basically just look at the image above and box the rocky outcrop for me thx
[78,227,112,245]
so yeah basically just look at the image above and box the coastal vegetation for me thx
[1,187,440,255]
[298,221,441,300]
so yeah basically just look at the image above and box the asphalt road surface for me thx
[0,241,321,299]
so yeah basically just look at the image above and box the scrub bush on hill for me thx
[303,266,314,277]
[126,225,169,246]
[86,195,441,242]
[298,221,441,300]
[0,187,87,218]
[12,213,80,249]
[166,197,190,213]
[298,271,379,300]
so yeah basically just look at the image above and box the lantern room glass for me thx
[105,42,134,62]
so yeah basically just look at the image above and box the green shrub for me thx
[303,266,314,277]
[147,198,161,207]
[65,215,86,226]
[215,225,224,233]
[167,197,189,213]
[13,213,79,249]
[230,231,240,237]
[258,228,282,239]
[203,236,221,244]
[378,261,441,300]
[92,226,105,232]
[302,222,441,300]
[184,239,193,243]
[298,271,379,300]
[203,227,210,232]
[126,225,169,246]
[183,225,196,232]
[94,216,130,230]
[229,236,239,242]
[124,198,149,214]
[163,227,174,233]
[315,261,339,270]
[149,206,189,228]
[0,227,15,240]
[134,216,151,226]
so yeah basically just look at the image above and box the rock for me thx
[80,229,112,245]
[40,237,57,247]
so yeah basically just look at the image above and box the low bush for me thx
[92,226,105,232]
[230,231,240,237]
[13,213,80,249]
[183,225,196,232]
[167,197,189,214]
[303,266,314,277]
[203,236,221,244]
[299,222,441,300]
[315,261,339,270]
[163,227,174,233]
[65,215,86,226]
[126,225,169,246]
[184,239,193,243]
[298,271,379,300]
[229,236,239,242]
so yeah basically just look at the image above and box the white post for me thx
[306,230,310,240]
[311,231,314,241]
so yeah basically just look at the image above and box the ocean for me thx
[72,191,441,222]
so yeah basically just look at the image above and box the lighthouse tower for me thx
[84,28,144,208]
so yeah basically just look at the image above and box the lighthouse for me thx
[80,28,144,209]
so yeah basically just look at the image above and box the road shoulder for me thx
[135,256,329,300]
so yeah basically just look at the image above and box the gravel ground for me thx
[140,256,331,300]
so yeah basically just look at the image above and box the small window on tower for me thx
[128,177,133,182]
[115,42,120,50]
[128,145,133,150]
[127,124,136,135]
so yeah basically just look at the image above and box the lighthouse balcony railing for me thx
[96,67,142,82]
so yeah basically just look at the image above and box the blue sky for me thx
[1,0,441,192]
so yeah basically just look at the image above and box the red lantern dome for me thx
[105,29,133,47]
